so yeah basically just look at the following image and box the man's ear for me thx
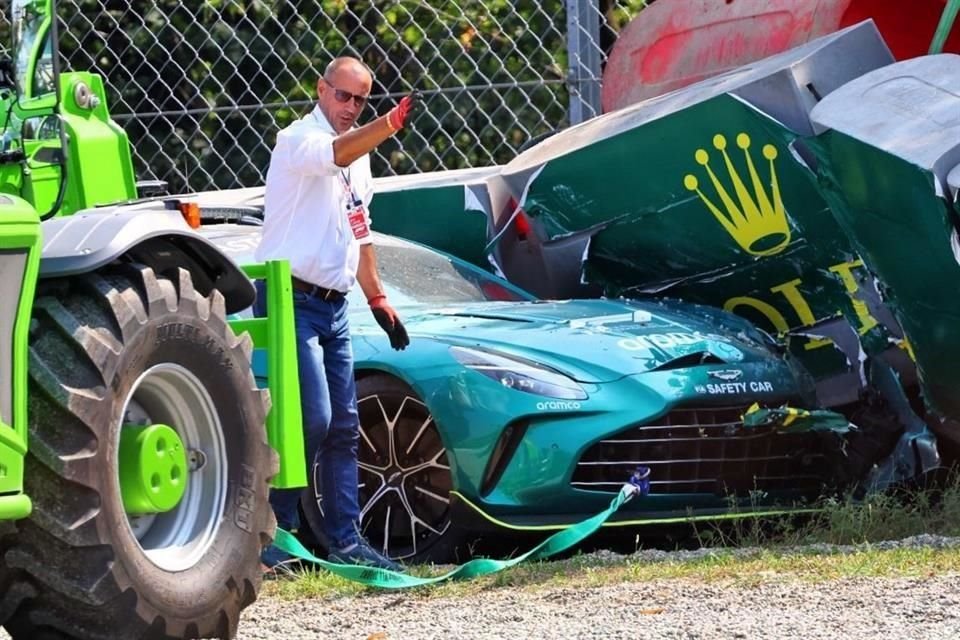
[316,77,325,98]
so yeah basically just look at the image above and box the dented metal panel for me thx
[601,0,860,112]
[485,23,903,404]
[810,54,960,189]
[368,167,499,270]
[808,53,960,443]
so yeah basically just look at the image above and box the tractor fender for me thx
[38,208,255,313]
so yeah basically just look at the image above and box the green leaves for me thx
[11,0,648,190]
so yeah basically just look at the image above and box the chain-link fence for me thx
[1,0,649,193]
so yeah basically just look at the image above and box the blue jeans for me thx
[255,280,361,551]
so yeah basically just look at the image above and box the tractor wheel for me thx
[0,265,277,640]
[302,374,469,564]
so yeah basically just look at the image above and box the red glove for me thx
[369,295,409,350]
[386,90,421,132]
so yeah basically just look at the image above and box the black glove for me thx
[370,298,410,350]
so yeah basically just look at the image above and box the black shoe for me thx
[328,540,404,572]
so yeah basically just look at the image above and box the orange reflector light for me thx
[179,202,200,229]
[505,196,532,239]
[514,211,531,237]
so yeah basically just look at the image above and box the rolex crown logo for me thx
[684,133,791,257]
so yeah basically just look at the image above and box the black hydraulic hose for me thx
[38,3,67,220]
[37,118,68,221]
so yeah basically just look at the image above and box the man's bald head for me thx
[324,57,373,83]
[317,56,374,133]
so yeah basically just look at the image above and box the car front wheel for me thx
[302,374,467,564]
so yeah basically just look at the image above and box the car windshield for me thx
[348,237,534,306]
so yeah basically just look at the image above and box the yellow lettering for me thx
[899,336,916,362]
[770,279,831,351]
[828,260,879,335]
[722,260,889,351]
[723,296,790,334]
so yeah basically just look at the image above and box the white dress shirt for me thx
[255,107,374,293]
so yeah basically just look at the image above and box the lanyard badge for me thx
[339,170,369,240]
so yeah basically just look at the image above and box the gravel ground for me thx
[239,575,960,640]
[236,536,960,640]
[1,537,956,639]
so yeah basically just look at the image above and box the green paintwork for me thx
[118,423,188,515]
[361,275,824,520]
[0,196,40,520]
[0,0,136,217]
[232,260,307,489]
[368,167,498,269]
[18,119,61,216]
[56,71,138,212]
[323,239,824,519]
[811,133,959,420]
[804,49,959,441]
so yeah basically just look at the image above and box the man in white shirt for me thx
[256,56,416,572]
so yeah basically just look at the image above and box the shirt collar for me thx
[311,106,336,133]
[311,105,360,134]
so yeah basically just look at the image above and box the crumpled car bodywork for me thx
[809,53,960,454]
[375,24,907,406]
[367,21,956,489]
[366,167,498,270]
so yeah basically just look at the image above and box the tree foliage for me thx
[1,0,648,191]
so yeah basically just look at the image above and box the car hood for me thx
[366,298,782,383]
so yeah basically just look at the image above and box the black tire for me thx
[0,265,277,640]
[301,374,468,564]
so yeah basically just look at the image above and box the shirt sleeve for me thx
[278,125,340,176]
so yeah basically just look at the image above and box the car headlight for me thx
[449,346,587,400]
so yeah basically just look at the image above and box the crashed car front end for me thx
[372,298,853,532]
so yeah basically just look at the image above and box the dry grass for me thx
[264,472,960,601]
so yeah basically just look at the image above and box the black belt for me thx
[291,276,346,301]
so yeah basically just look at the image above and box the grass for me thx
[263,472,960,601]
[693,470,960,549]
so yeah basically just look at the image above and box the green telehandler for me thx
[0,0,306,638]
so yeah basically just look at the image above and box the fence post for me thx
[566,0,603,124]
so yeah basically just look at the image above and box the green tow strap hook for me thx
[274,468,652,589]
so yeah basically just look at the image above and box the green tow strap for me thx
[273,484,640,588]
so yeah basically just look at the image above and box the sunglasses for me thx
[324,80,368,108]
